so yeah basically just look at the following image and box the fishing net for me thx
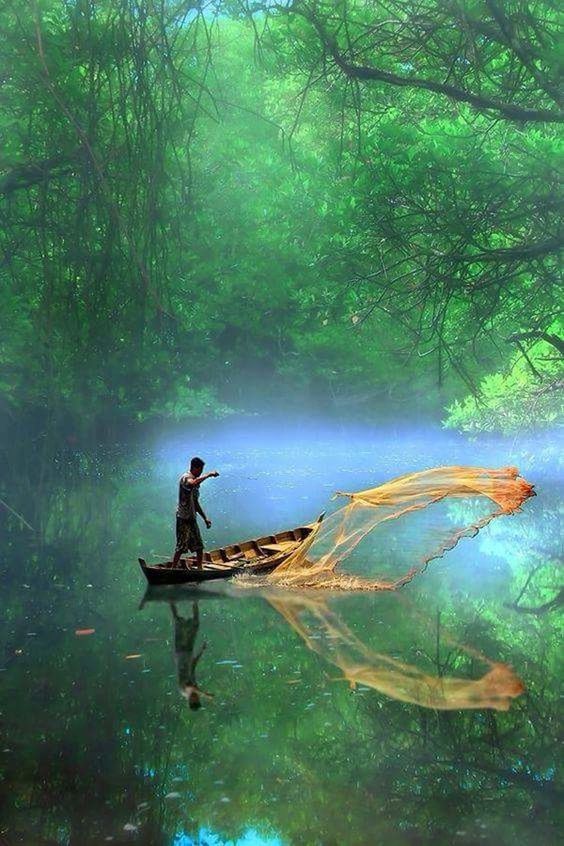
[268,593,525,711]
[266,466,534,590]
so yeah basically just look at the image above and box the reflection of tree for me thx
[261,589,561,840]
[268,593,524,711]
[506,562,563,615]
[506,588,563,615]
[478,494,563,618]
[0,451,173,844]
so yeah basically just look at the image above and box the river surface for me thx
[1,420,562,845]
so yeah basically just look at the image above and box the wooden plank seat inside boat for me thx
[217,547,248,563]
[258,540,296,555]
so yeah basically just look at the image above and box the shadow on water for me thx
[0,420,562,844]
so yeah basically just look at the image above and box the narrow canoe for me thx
[138,514,323,585]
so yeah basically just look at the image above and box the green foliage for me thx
[138,381,233,423]
[0,1,562,432]
[444,339,564,433]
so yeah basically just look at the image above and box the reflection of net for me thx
[269,594,525,711]
[268,466,535,590]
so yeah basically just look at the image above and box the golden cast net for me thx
[266,465,535,591]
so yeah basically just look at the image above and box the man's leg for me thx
[173,518,187,567]
[188,518,204,570]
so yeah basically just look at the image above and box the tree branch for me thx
[507,331,564,356]
[289,4,564,124]
[330,51,563,124]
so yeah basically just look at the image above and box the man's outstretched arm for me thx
[187,471,219,487]
[194,642,207,666]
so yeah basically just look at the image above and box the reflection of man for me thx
[170,601,213,710]
[172,456,219,569]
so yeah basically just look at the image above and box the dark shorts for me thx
[175,516,203,554]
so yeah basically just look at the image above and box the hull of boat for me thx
[138,560,243,584]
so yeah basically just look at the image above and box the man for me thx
[172,456,219,569]
[170,601,213,710]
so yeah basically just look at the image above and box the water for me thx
[1,421,562,845]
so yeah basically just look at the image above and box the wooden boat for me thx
[138,514,323,585]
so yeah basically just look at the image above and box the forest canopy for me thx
[1,0,562,439]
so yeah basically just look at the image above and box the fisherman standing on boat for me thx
[172,457,219,569]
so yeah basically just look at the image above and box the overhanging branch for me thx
[287,4,564,124]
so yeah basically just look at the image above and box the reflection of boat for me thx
[140,585,228,607]
[138,515,324,585]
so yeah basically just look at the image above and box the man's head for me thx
[188,689,202,710]
[190,456,205,477]
[181,684,202,709]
